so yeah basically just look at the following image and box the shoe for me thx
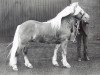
[83,53,90,61]
[77,57,82,62]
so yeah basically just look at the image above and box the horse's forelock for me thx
[82,13,90,22]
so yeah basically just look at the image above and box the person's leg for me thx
[76,34,82,61]
[83,35,90,61]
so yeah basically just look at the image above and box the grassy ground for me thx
[0,37,100,75]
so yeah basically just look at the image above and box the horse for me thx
[8,2,90,71]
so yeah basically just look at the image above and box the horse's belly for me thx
[36,35,61,44]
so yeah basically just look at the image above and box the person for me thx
[76,20,90,61]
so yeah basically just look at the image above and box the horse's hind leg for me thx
[52,44,61,66]
[61,39,71,68]
[22,47,33,68]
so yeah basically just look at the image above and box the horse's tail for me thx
[9,25,21,59]
[6,42,13,59]
[7,42,13,48]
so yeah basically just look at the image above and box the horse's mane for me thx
[44,2,78,29]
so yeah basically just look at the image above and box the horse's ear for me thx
[75,2,79,6]
[76,2,79,5]
[70,2,79,7]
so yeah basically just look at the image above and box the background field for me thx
[0,39,100,75]
[0,0,99,40]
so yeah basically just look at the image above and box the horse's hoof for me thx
[63,64,71,68]
[77,58,82,62]
[54,64,59,67]
[87,57,90,61]
[25,63,33,68]
[61,60,71,68]
[9,64,18,71]
[13,67,18,71]
[52,60,59,66]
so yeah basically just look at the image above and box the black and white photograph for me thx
[0,0,100,75]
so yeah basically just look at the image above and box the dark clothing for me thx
[78,21,87,36]
[76,20,89,60]
[76,32,87,58]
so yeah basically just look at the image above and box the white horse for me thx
[9,2,90,71]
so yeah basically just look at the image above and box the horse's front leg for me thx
[52,44,61,66]
[22,47,33,68]
[61,39,71,68]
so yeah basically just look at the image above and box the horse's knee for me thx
[62,50,67,55]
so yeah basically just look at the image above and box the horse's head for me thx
[71,2,90,23]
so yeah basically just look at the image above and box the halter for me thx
[73,11,87,37]
[73,4,86,21]
[70,3,88,42]
[72,9,85,38]
[74,11,85,21]
[80,10,85,19]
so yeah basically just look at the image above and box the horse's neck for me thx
[56,5,74,19]
[61,16,76,29]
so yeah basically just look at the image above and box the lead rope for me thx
[75,20,80,35]
[70,20,80,42]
